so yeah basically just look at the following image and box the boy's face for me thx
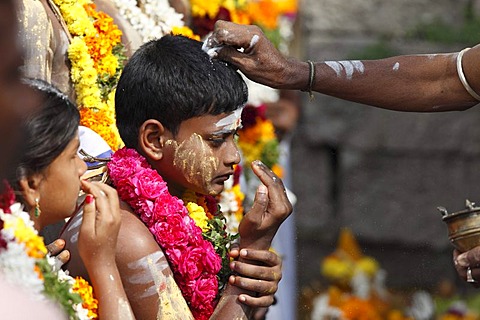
[157,111,242,196]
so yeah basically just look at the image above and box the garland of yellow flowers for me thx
[52,0,126,151]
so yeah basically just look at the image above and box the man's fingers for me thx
[212,20,259,49]
[231,260,281,282]
[229,243,240,259]
[230,275,278,296]
[238,248,282,267]
[238,293,275,308]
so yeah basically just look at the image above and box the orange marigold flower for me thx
[341,297,382,320]
[246,0,281,30]
[272,164,283,179]
[238,117,276,144]
[72,277,98,319]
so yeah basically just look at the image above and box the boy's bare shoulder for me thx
[115,201,161,262]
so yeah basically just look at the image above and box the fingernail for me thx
[85,194,94,204]
[240,249,248,257]
[230,262,236,270]
[55,238,64,246]
[253,160,265,168]
[239,295,246,302]
[457,253,469,267]
[258,185,267,194]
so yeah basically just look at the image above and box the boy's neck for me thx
[165,182,186,198]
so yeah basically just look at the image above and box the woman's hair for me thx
[10,78,79,184]
[115,34,248,148]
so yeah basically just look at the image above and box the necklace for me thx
[108,148,237,320]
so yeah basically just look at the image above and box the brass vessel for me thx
[439,200,480,252]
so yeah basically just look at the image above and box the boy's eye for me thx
[208,137,226,147]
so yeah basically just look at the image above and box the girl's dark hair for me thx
[115,34,248,148]
[12,78,79,182]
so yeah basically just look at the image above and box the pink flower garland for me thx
[108,148,222,319]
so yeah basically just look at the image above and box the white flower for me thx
[0,240,44,296]
[113,0,184,43]
[311,294,343,320]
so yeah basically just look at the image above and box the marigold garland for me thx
[108,148,238,320]
[52,0,126,151]
[0,182,97,320]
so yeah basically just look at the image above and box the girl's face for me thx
[36,132,87,228]
[157,112,242,197]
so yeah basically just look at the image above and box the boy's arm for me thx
[115,205,194,320]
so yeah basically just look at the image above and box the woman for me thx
[2,78,135,319]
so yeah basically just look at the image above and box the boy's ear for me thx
[18,174,42,210]
[138,119,167,161]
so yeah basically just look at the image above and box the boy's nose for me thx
[225,143,241,166]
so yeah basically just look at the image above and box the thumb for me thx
[245,184,268,226]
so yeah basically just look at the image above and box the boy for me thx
[63,35,292,319]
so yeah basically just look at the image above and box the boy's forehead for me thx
[214,106,244,130]
[179,107,244,135]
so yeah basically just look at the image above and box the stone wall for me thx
[291,0,480,306]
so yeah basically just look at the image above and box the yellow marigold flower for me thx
[190,0,223,18]
[355,257,379,278]
[237,141,262,165]
[98,54,118,76]
[172,26,201,41]
[81,95,100,110]
[186,202,210,232]
[5,218,47,259]
[72,277,98,319]
[55,0,125,151]
[321,256,354,283]
[276,0,298,14]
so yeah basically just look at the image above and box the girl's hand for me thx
[78,180,121,268]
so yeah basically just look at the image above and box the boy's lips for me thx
[214,171,234,182]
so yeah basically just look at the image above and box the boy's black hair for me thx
[115,34,248,148]
[13,78,79,181]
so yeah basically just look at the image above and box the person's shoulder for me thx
[116,201,161,262]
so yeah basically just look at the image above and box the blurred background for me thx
[290,0,480,318]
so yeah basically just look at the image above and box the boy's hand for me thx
[238,160,292,250]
